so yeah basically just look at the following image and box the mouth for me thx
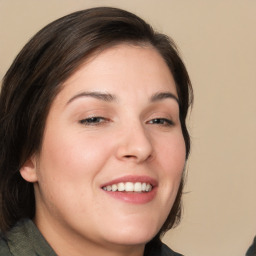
[101,176,157,204]
[102,182,153,193]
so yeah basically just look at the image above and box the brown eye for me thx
[79,117,107,125]
[147,118,174,126]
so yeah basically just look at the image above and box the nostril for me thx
[123,153,153,162]
[116,135,154,163]
[124,155,135,158]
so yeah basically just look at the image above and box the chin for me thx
[106,233,154,247]
[101,222,160,246]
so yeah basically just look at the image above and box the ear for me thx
[20,155,38,183]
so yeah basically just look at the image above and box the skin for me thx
[20,44,186,256]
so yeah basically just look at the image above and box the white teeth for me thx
[125,182,134,192]
[146,184,152,192]
[102,182,153,192]
[112,184,118,191]
[117,182,125,191]
[134,182,142,192]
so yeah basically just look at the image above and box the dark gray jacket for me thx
[246,236,256,256]
[0,219,182,256]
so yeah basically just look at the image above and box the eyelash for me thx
[79,116,108,126]
[147,118,174,126]
[79,117,174,127]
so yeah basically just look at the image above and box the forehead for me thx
[55,43,178,104]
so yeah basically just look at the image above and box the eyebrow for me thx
[150,92,179,105]
[66,91,117,105]
[66,91,179,105]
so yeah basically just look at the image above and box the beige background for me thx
[0,1,255,255]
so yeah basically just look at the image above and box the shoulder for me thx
[161,243,184,256]
[0,219,56,256]
[0,234,12,256]
[246,236,256,256]
[145,240,183,256]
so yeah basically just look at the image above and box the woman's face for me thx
[23,44,186,254]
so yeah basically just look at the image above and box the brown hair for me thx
[0,6,193,245]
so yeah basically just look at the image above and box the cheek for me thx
[37,130,114,184]
[34,132,114,215]
[157,132,186,174]
[155,132,186,198]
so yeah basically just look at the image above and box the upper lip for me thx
[101,175,158,188]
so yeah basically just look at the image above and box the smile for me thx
[102,182,153,192]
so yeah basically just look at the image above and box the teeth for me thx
[125,182,134,192]
[146,184,152,192]
[117,182,125,191]
[112,184,118,192]
[102,182,153,192]
[134,182,141,192]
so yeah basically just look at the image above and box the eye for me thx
[147,118,174,126]
[79,116,108,126]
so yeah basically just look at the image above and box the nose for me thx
[115,122,154,163]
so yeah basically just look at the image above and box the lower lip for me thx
[102,188,157,204]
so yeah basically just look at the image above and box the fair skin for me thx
[20,44,186,256]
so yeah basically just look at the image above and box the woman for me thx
[0,7,193,256]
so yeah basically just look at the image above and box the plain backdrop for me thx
[0,1,255,256]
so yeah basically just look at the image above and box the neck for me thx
[34,215,146,256]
